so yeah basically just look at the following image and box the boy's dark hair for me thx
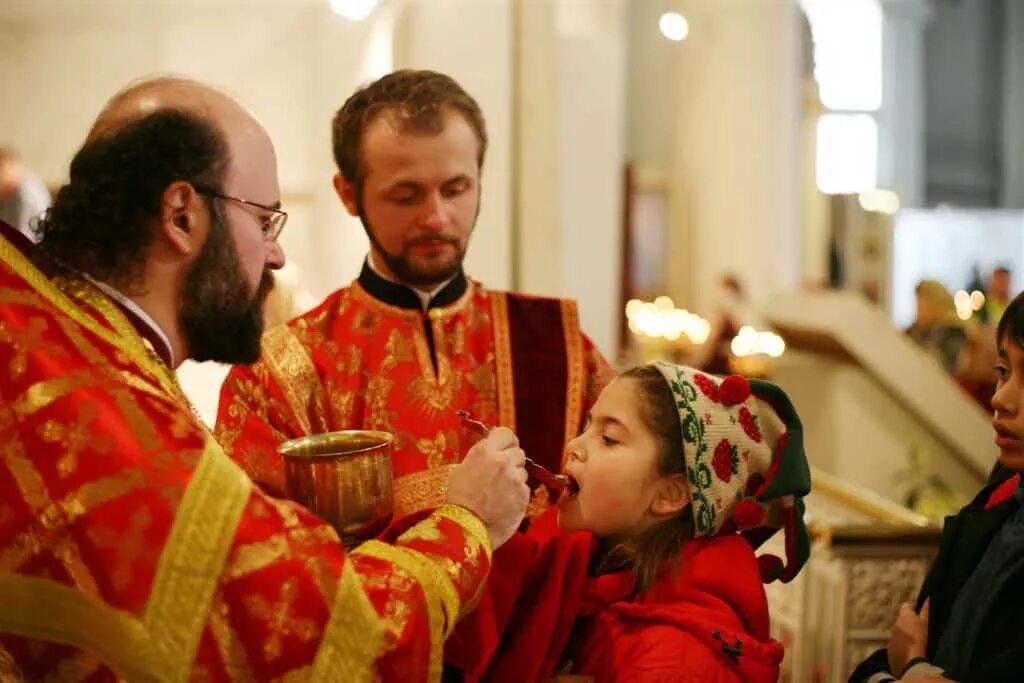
[331,69,487,204]
[598,365,693,596]
[996,290,1024,350]
[35,109,228,289]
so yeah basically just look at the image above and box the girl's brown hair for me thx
[596,365,694,596]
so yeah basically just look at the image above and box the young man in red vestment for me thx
[0,76,530,681]
[215,69,614,522]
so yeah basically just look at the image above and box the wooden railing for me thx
[766,467,942,683]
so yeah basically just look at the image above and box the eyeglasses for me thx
[194,186,288,242]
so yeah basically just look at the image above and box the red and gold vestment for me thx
[215,265,613,519]
[0,224,491,681]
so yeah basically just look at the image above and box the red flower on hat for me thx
[739,406,762,442]
[693,373,719,402]
[713,439,736,482]
[718,375,751,406]
[733,498,766,529]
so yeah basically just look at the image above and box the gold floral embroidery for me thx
[466,360,497,406]
[385,328,415,367]
[392,465,456,518]
[365,374,395,433]
[416,432,448,469]
[326,382,355,426]
[242,577,319,663]
[407,354,459,414]
[345,343,362,376]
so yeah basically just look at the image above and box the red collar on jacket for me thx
[986,473,1022,510]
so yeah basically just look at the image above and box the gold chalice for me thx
[277,430,394,550]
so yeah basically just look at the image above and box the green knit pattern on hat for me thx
[652,361,812,582]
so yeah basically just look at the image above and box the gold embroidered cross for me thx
[0,317,62,380]
[243,577,319,663]
[86,506,157,591]
[38,403,113,478]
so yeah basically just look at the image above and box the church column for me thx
[511,0,562,297]
[669,0,804,316]
[1003,0,1024,207]
[879,0,932,209]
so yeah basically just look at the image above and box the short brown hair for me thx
[596,366,694,597]
[331,69,487,196]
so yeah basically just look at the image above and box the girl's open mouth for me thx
[561,474,581,500]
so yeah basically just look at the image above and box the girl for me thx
[475,362,812,683]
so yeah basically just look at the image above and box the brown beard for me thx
[179,205,274,364]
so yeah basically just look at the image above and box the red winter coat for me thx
[455,508,783,683]
[564,534,783,682]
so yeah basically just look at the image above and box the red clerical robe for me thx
[215,264,613,519]
[0,223,492,681]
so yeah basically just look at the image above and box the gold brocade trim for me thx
[260,325,327,437]
[560,299,585,466]
[488,292,517,430]
[0,234,196,420]
[0,237,136,359]
[145,439,252,682]
[353,540,458,680]
[309,560,385,683]
[432,504,492,615]
[433,504,492,561]
[0,574,153,681]
[393,464,457,518]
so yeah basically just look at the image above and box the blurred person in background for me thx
[0,146,50,237]
[980,266,1012,326]
[906,279,966,375]
[700,273,754,376]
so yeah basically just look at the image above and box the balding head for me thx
[37,75,281,285]
[37,75,284,366]
[87,76,277,201]
[88,76,253,142]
